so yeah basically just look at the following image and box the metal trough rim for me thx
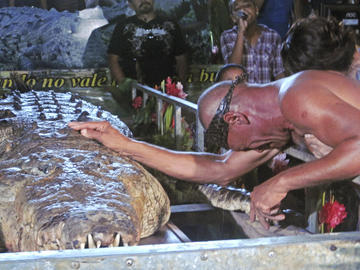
[1,231,358,260]
[0,231,359,270]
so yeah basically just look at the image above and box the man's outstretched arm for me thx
[68,121,278,185]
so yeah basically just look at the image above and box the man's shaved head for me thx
[198,81,233,129]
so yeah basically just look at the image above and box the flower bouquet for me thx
[131,77,193,150]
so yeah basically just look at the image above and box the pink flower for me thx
[212,45,219,54]
[132,96,142,109]
[165,77,178,96]
[176,82,187,99]
[268,152,289,174]
[319,200,347,232]
[176,81,183,92]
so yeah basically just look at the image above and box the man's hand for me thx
[68,121,131,154]
[237,17,248,35]
[250,180,287,229]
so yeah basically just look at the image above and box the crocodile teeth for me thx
[96,240,101,248]
[113,233,120,247]
[87,234,96,249]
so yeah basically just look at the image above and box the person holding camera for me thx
[220,0,284,83]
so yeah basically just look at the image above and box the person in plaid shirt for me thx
[220,0,285,83]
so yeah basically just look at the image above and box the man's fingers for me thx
[250,202,286,229]
[80,128,104,140]
[259,205,286,221]
[261,212,285,221]
[257,212,270,230]
[80,128,91,138]
[68,121,108,131]
[68,121,86,130]
[269,208,280,215]
[250,202,256,222]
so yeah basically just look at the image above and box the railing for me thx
[131,82,205,151]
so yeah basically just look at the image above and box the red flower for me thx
[132,96,142,109]
[164,77,187,99]
[319,200,347,231]
[165,77,178,96]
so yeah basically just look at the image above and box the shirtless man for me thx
[69,16,360,229]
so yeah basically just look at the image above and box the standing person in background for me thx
[107,0,188,87]
[257,0,293,40]
[220,0,284,83]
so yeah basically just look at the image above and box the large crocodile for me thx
[0,89,170,252]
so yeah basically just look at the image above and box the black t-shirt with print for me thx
[108,15,187,86]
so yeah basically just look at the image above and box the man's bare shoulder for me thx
[281,70,360,106]
[278,71,340,128]
[279,70,348,101]
[279,71,320,103]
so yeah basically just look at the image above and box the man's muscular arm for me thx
[228,19,247,64]
[68,121,278,185]
[280,82,360,186]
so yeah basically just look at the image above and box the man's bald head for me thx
[198,81,234,129]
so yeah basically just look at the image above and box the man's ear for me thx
[223,111,250,125]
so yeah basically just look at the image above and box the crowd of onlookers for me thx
[0,0,356,85]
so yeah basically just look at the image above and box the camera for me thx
[235,10,248,20]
